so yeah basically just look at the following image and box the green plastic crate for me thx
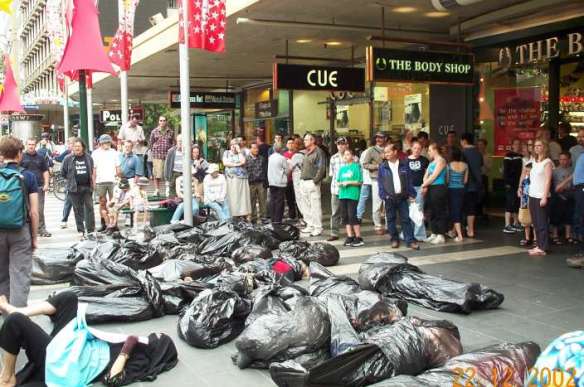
[149,207,173,227]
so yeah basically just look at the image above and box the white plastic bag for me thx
[409,202,423,227]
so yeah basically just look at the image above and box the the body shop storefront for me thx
[473,22,584,157]
[366,47,475,145]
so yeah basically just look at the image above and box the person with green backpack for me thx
[0,135,39,307]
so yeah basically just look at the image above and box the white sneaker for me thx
[426,234,437,243]
[60,222,67,229]
[301,228,314,235]
[430,235,446,244]
[310,230,322,237]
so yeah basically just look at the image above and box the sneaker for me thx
[310,230,322,237]
[512,223,524,232]
[351,237,365,247]
[502,225,516,234]
[566,255,584,268]
[426,234,437,243]
[446,230,456,239]
[430,234,446,244]
[60,222,68,229]
[300,228,313,235]
[344,237,354,246]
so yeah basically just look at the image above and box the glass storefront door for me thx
[194,111,233,163]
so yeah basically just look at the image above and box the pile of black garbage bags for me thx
[32,220,539,386]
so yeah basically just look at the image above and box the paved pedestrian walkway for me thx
[32,194,583,387]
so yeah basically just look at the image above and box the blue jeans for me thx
[386,197,414,245]
[413,186,427,241]
[61,192,73,222]
[574,185,584,242]
[356,184,371,220]
[171,198,200,223]
[207,201,231,221]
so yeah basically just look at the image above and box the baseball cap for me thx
[207,163,220,174]
[375,132,387,139]
[98,134,113,144]
[336,136,348,144]
[118,179,130,189]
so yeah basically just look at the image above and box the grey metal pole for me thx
[179,0,193,226]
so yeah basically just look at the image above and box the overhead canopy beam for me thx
[236,17,450,37]
[128,75,272,80]
[368,35,472,50]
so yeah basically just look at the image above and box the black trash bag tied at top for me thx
[32,248,84,285]
[234,296,330,370]
[358,252,505,314]
[299,242,340,267]
[368,342,541,387]
[177,288,252,349]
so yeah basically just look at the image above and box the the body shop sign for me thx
[367,47,474,84]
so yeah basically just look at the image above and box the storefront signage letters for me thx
[99,107,144,123]
[367,48,474,84]
[169,91,236,109]
[498,32,584,66]
[274,63,365,92]
[9,114,43,122]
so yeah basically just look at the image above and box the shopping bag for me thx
[518,207,532,227]
[409,202,424,227]
[45,303,111,387]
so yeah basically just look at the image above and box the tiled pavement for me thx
[27,193,584,386]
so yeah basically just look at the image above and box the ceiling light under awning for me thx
[392,6,417,13]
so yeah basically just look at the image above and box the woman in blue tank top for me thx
[421,144,449,244]
[448,147,468,242]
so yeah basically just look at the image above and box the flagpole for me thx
[87,82,94,151]
[78,70,88,146]
[180,0,193,226]
[118,0,128,126]
[63,79,70,140]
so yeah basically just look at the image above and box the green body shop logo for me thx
[0,193,10,202]
[375,58,387,71]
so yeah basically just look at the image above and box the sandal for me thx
[528,248,547,256]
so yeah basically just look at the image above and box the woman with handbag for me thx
[0,292,177,386]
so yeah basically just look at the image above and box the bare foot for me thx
[0,296,17,315]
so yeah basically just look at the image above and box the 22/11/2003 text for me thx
[452,366,577,386]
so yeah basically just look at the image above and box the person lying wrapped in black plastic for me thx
[0,292,177,387]
[358,252,504,314]
[368,342,541,386]
[233,294,330,370]
[279,241,340,267]
[178,288,253,349]
[32,248,84,285]
[269,294,462,387]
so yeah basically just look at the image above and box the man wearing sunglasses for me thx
[148,116,174,196]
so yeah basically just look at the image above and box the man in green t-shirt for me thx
[337,149,364,247]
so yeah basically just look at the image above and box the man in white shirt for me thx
[203,164,230,221]
[267,143,289,224]
[118,114,146,173]
[92,134,121,232]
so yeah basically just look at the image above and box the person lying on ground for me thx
[0,292,177,387]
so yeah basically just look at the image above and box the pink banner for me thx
[494,88,541,156]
